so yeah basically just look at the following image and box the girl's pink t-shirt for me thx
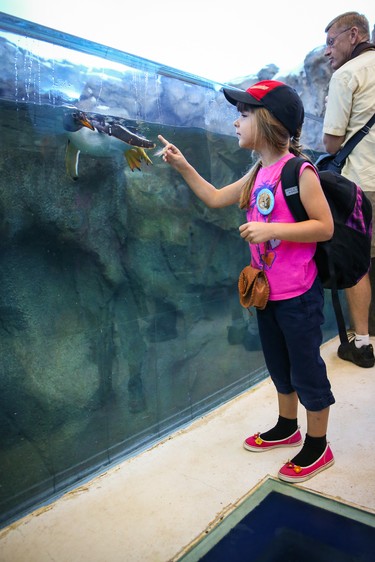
[246,153,318,301]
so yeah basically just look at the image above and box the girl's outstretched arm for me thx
[158,135,246,208]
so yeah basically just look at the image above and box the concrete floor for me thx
[0,336,374,562]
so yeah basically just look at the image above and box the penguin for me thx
[63,109,156,179]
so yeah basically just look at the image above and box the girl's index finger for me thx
[158,135,169,145]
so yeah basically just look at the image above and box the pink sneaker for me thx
[278,445,334,483]
[243,429,302,452]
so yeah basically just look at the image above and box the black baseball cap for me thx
[223,79,304,137]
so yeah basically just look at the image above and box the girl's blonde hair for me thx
[237,104,308,210]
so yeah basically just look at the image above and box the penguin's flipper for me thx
[124,147,153,172]
[65,140,80,180]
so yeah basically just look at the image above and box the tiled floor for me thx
[1,337,374,562]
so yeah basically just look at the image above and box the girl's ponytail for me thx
[289,129,312,162]
[239,160,262,210]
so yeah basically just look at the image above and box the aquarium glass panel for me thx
[0,13,340,527]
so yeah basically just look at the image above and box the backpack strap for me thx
[327,252,349,345]
[280,157,307,221]
[281,157,349,345]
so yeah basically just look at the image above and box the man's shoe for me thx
[278,445,334,483]
[338,335,375,368]
[243,429,302,452]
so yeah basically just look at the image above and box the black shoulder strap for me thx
[281,156,349,345]
[332,112,375,167]
[280,157,308,222]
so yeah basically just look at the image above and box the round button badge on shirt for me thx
[256,188,275,215]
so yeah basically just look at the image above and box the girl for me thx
[158,79,335,483]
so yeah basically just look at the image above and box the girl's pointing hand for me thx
[157,135,189,172]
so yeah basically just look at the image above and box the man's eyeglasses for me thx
[326,27,351,47]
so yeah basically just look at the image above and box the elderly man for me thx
[323,11,375,368]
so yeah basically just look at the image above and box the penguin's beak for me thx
[77,113,95,131]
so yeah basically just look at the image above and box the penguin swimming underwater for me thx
[63,110,156,180]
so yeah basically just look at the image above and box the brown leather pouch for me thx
[238,265,270,310]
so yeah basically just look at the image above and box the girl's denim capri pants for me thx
[256,276,335,411]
